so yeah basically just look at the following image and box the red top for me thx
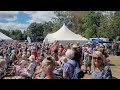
[32,52,38,59]
[58,48,64,53]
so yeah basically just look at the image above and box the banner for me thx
[27,36,31,44]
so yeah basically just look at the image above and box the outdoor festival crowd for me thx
[0,41,116,79]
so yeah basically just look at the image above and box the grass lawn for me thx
[108,55,120,79]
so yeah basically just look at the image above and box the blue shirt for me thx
[63,59,77,79]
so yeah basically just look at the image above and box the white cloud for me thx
[0,11,56,32]
[0,11,19,21]
[22,11,37,14]
[0,22,29,32]
[0,11,19,14]
[25,11,56,23]
[0,11,56,22]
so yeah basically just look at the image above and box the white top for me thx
[27,61,36,77]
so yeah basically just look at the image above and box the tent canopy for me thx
[44,24,88,44]
[0,32,13,40]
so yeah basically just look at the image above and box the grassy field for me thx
[108,55,120,79]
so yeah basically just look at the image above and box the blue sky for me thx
[0,11,55,32]
[16,12,30,24]
[0,12,30,24]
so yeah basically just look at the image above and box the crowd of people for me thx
[111,42,120,56]
[0,40,113,79]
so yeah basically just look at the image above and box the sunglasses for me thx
[93,57,101,60]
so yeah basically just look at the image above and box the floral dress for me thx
[91,66,112,79]
[84,52,91,66]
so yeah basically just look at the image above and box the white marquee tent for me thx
[43,24,88,44]
[0,32,13,40]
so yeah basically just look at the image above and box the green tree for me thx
[43,21,53,37]
[26,22,44,41]
[83,11,102,38]
[67,11,89,34]
[9,30,24,40]
[0,29,10,37]
[53,11,72,31]
[111,11,120,39]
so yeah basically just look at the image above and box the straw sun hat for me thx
[29,55,35,62]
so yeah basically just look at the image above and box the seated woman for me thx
[10,50,17,64]
[0,59,6,79]
[16,52,22,64]
[20,55,37,78]
[83,51,112,79]
[10,54,28,76]
[39,56,58,79]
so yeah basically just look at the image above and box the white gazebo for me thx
[43,24,88,45]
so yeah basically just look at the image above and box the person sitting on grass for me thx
[20,55,37,78]
[10,54,28,76]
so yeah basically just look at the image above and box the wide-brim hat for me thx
[29,55,35,61]
[72,44,79,48]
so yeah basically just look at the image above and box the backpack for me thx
[67,62,81,79]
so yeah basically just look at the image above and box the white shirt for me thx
[27,61,36,77]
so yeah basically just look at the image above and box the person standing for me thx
[72,44,82,68]
[111,42,115,55]
[53,41,59,61]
